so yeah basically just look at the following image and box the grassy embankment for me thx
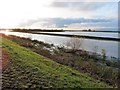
[5,35,119,87]
[1,37,112,88]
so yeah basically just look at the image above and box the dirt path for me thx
[0,34,9,70]
[1,48,9,70]
[0,48,9,70]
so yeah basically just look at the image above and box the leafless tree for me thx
[93,46,98,55]
[93,46,98,59]
[66,37,83,52]
[101,49,106,63]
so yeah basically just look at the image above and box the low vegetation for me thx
[4,35,119,87]
[1,37,113,88]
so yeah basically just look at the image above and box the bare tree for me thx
[93,46,98,55]
[66,37,83,52]
[101,49,106,63]
[93,46,98,59]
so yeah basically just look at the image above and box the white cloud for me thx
[0,0,118,30]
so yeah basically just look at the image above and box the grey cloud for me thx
[50,18,111,27]
[50,2,110,11]
[80,19,118,31]
[18,18,112,28]
[81,19,117,27]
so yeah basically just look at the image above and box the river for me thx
[0,31,119,59]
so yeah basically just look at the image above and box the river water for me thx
[0,31,119,59]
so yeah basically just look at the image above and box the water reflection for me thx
[0,31,119,59]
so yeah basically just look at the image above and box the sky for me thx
[0,0,119,31]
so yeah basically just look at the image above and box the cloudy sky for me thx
[0,0,119,30]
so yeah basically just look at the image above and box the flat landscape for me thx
[1,34,113,88]
[0,0,119,89]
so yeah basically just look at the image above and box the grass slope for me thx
[2,38,112,88]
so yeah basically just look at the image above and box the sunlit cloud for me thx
[18,18,117,30]
[50,2,118,19]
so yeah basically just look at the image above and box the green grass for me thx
[2,38,112,88]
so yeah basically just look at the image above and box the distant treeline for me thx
[11,29,64,32]
[65,30,120,33]
[1,28,119,33]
